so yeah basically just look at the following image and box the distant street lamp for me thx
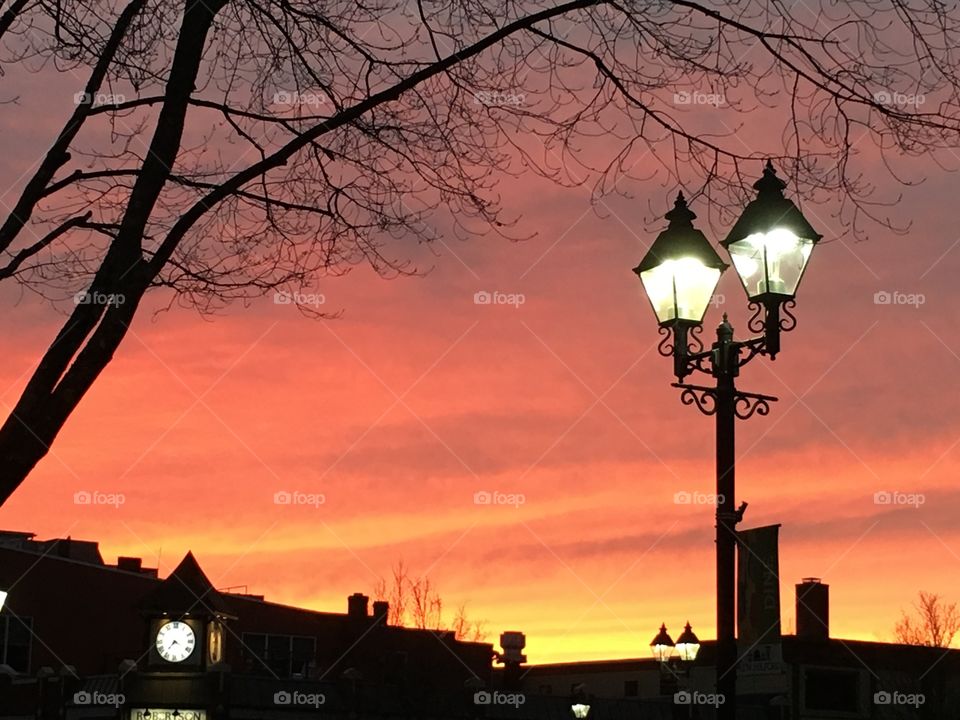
[650,622,701,666]
[675,622,701,663]
[650,623,675,664]
[634,162,821,720]
[571,683,591,719]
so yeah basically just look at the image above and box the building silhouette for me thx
[1,529,958,719]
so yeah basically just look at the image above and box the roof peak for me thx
[139,551,236,618]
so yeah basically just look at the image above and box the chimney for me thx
[499,631,527,690]
[117,556,142,573]
[372,600,389,625]
[347,593,369,619]
[796,578,829,640]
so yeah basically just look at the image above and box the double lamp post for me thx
[634,162,822,720]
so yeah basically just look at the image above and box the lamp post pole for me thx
[672,315,775,720]
[714,317,740,720]
[634,162,823,720]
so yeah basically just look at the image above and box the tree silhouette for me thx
[894,591,960,648]
[373,561,487,641]
[3,0,960,501]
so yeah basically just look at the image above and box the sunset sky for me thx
[2,34,960,664]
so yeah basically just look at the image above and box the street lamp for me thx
[651,622,701,665]
[721,161,822,357]
[571,683,591,719]
[634,162,820,720]
[675,622,701,663]
[650,623,675,663]
[633,193,728,382]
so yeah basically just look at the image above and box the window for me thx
[624,680,638,697]
[1,616,32,673]
[241,633,316,678]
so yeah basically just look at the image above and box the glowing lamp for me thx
[721,162,821,301]
[650,622,675,663]
[675,621,701,662]
[634,193,727,327]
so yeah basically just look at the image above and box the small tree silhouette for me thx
[373,561,487,642]
[894,591,960,647]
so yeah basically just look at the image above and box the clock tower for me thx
[140,552,234,671]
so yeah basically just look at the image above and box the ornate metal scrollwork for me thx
[657,325,675,357]
[690,353,714,375]
[734,393,774,420]
[677,385,718,416]
[747,301,765,334]
[658,323,704,360]
[738,338,767,368]
[779,299,798,332]
[687,324,704,354]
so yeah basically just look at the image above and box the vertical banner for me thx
[737,524,782,646]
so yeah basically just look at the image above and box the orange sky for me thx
[2,53,960,664]
[3,160,960,662]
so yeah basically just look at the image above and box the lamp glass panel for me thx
[640,258,722,324]
[675,641,700,662]
[728,229,813,298]
[651,643,675,663]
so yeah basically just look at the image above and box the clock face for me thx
[156,620,196,663]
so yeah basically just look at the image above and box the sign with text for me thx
[130,711,206,720]
[739,642,786,676]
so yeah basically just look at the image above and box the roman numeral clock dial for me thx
[156,620,196,663]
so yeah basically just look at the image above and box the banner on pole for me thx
[737,524,782,646]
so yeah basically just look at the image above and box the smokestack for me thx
[347,593,369,619]
[499,631,527,690]
[796,578,829,640]
[372,600,389,625]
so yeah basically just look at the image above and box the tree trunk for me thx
[0,0,227,505]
